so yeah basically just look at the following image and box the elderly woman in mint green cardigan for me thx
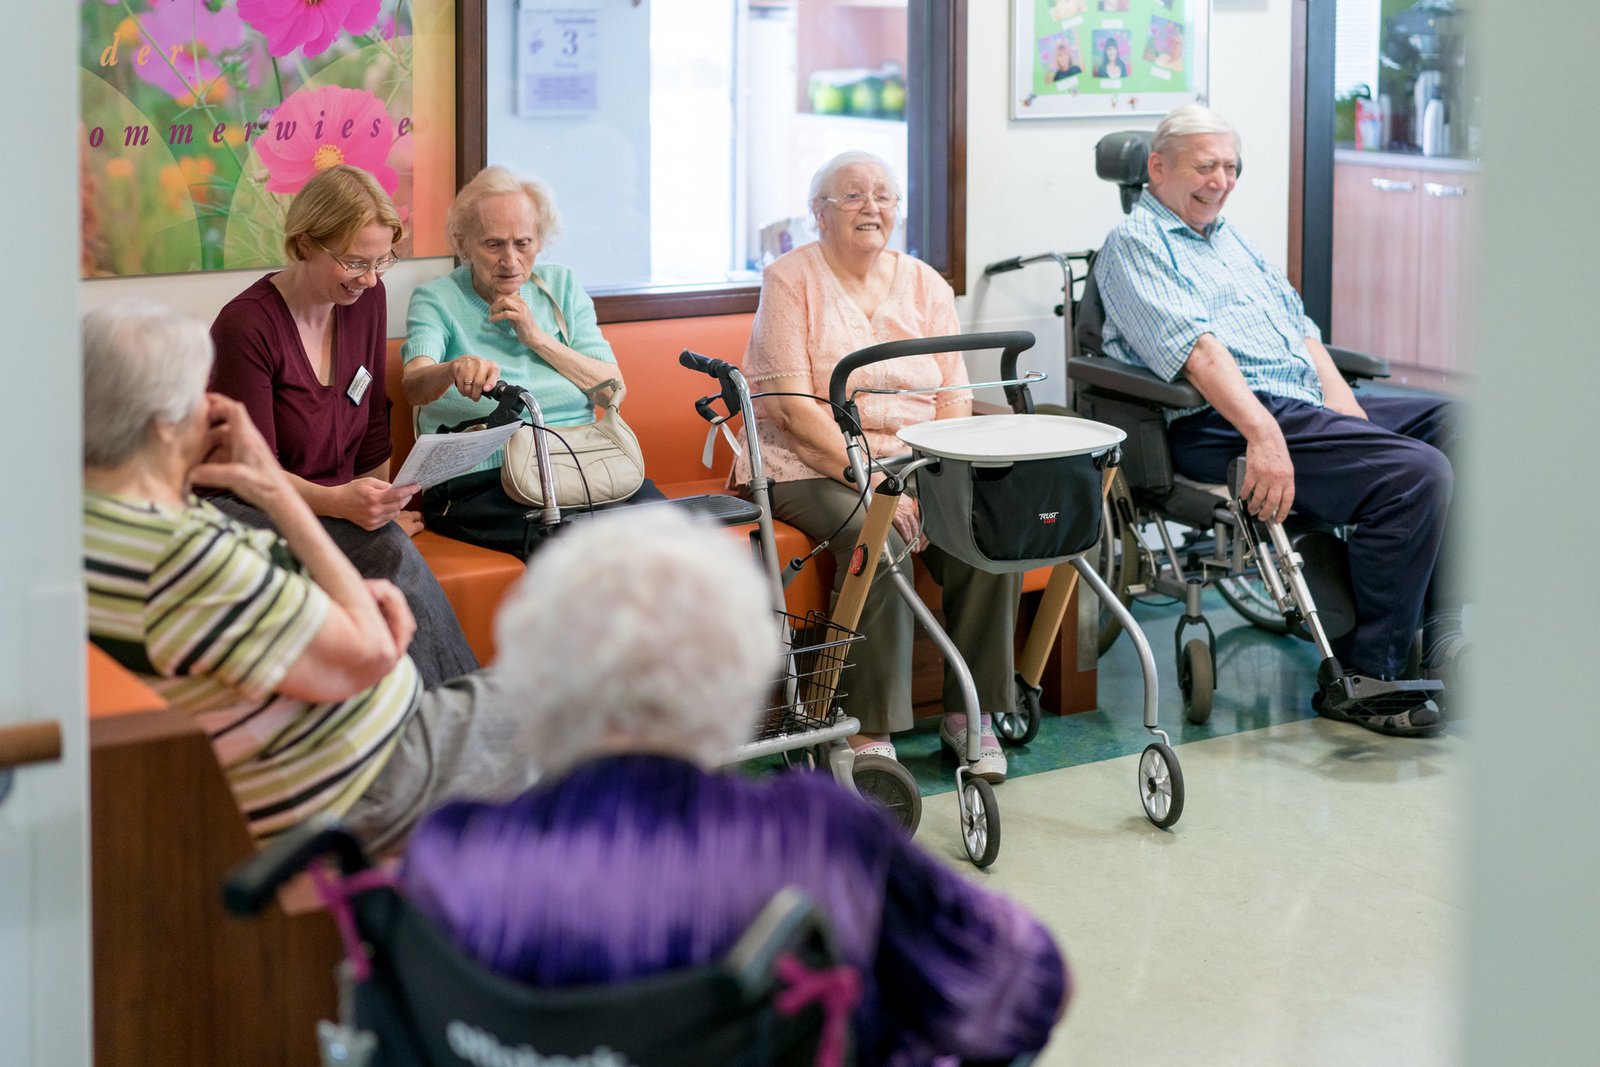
[401,166,665,556]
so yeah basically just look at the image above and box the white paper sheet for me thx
[392,421,523,491]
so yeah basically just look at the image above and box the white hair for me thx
[1152,104,1242,161]
[81,300,212,468]
[493,508,780,776]
[447,165,562,260]
[807,150,901,221]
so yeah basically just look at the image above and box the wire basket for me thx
[755,611,862,743]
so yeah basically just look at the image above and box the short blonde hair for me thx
[447,166,561,259]
[282,165,404,262]
[493,508,778,777]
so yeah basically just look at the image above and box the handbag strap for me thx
[527,271,569,345]
[529,271,626,412]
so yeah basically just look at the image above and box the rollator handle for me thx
[826,331,1036,433]
[983,256,1024,275]
[1227,457,1246,500]
[680,349,745,419]
[221,813,368,917]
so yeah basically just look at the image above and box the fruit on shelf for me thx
[880,75,906,117]
[811,80,847,115]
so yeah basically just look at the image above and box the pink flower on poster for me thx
[254,86,398,195]
[124,4,249,105]
[237,0,383,59]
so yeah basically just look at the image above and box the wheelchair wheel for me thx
[1138,742,1184,829]
[996,674,1043,745]
[960,777,1002,868]
[852,754,922,835]
[1180,638,1214,725]
[1217,574,1290,635]
[1094,470,1140,655]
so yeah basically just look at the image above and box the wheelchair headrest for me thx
[1096,131,1153,215]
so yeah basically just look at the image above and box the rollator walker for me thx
[683,330,1185,870]
[983,130,1444,732]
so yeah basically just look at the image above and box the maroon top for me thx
[209,275,392,486]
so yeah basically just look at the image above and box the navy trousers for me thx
[1167,393,1459,677]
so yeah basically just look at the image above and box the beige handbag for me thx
[500,381,646,508]
[498,274,646,508]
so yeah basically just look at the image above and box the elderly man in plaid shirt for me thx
[1094,105,1465,733]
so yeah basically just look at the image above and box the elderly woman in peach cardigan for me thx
[731,150,1021,787]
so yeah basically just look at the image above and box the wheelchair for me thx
[224,815,856,1067]
[986,130,1443,732]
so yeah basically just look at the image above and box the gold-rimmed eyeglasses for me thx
[821,192,901,212]
[315,240,399,277]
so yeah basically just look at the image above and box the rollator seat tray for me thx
[897,413,1124,463]
[898,415,1124,573]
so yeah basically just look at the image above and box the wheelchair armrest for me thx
[1067,355,1205,410]
[1325,345,1390,381]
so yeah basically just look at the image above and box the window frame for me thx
[454,0,967,324]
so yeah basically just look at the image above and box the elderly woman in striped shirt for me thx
[81,301,531,847]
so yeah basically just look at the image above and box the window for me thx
[456,0,965,321]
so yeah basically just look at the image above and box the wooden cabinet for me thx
[1331,156,1478,382]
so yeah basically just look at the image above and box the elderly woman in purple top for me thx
[401,509,1069,1065]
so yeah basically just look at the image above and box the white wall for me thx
[956,0,1293,407]
[1,5,91,1064]
[1464,1,1599,1060]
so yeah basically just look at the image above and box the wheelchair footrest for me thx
[1312,659,1445,738]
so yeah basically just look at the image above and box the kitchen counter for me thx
[1335,148,1481,174]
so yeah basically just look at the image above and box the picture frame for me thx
[1012,0,1209,120]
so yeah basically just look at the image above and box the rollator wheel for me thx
[960,777,1002,868]
[1138,743,1185,829]
[1218,575,1291,635]
[852,755,922,836]
[996,675,1043,745]
[1095,471,1140,656]
[1180,638,1214,725]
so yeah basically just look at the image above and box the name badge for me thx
[347,365,373,406]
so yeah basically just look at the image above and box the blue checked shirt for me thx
[1095,191,1324,421]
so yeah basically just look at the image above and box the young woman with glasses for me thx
[208,164,478,687]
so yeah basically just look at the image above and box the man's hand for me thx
[1324,393,1368,421]
[488,292,555,353]
[397,510,425,537]
[365,579,416,658]
[1240,424,1295,521]
[189,394,293,510]
[335,478,420,531]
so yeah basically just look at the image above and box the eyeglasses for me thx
[315,240,399,277]
[822,192,901,212]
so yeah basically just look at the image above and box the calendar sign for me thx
[516,4,600,115]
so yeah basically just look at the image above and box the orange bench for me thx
[88,645,336,1067]
[388,315,1095,711]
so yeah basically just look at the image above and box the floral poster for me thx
[79,0,456,278]
[1012,0,1208,119]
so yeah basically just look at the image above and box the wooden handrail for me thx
[0,721,62,771]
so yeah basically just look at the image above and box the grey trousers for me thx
[769,478,1021,735]
[343,669,538,851]
[210,495,480,688]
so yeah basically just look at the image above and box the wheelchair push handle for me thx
[221,813,369,917]
[983,256,1025,275]
[826,330,1037,431]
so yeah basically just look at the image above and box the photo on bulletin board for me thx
[76,0,457,278]
[1012,0,1208,119]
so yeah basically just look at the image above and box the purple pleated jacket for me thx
[402,755,1068,1065]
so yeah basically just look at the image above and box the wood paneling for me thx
[1416,171,1476,374]
[1331,163,1420,363]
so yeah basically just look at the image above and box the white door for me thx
[0,5,93,1065]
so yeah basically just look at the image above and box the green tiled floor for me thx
[897,588,1325,795]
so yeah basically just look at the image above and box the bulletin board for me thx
[77,0,457,278]
[1012,0,1209,120]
